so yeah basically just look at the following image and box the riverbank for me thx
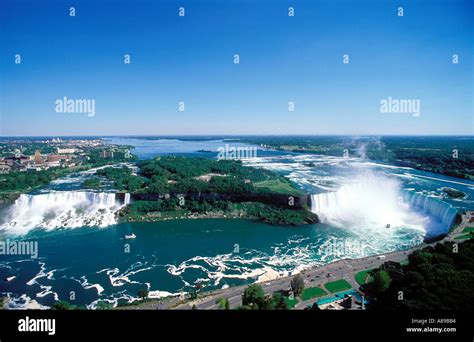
[118,200,318,226]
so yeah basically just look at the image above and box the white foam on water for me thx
[97,264,153,288]
[79,276,105,295]
[5,294,49,310]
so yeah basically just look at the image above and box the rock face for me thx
[0,193,20,208]
[441,187,466,199]
[127,192,309,209]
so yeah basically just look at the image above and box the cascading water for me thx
[309,173,457,237]
[402,190,458,236]
[0,191,126,235]
[310,173,427,230]
[124,193,131,205]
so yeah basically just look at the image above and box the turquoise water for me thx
[1,137,473,308]
[0,218,420,308]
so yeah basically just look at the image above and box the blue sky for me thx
[0,0,472,136]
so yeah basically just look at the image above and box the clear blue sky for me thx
[0,0,472,136]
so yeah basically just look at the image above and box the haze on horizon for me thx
[0,0,473,136]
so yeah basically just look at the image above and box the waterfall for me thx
[401,190,457,235]
[0,191,124,235]
[124,193,131,205]
[309,174,457,237]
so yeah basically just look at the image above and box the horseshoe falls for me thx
[245,154,466,240]
[307,171,458,238]
[402,190,458,237]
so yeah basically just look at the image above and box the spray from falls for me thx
[0,191,129,235]
[309,172,457,237]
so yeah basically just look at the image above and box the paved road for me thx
[173,249,411,310]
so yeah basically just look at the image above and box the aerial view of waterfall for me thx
[0,136,472,311]
[0,0,472,340]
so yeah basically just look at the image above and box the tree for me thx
[215,297,230,310]
[239,285,291,310]
[242,284,267,309]
[138,289,149,300]
[82,177,101,189]
[271,292,288,310]
[95,301,114,310]
[127,177,144,192]
[372,270,391,293]
[51,300,76,310]
[290,274,305,296]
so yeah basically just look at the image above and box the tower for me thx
[34,150,43,164]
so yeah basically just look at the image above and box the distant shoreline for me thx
[2,134,474,138]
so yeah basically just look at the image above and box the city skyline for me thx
[1,0,473,136]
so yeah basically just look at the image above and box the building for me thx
[3,155,31,172]
[34,150,43,165]
[60,154,74,163]
[27,165,43,172]
[4,155,31,166]
[57,148,76,154]
[46,154,61,167]
[381,261,405,281]
[0,161,11,173]
[312,290,366,311]
[100,150,114,159]
[382,261,402,270]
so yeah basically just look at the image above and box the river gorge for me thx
[0,137,472,309]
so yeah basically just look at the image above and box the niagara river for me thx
[1,137,473,309]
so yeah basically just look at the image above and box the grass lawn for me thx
[253,179,304,196]
[324,279,352,293]
[454,232,473,241]
[284,296,298,309]
[355,269,374,285]
[463,226,474,233]
[300,287,326,301]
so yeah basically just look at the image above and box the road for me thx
[172,249,411,310]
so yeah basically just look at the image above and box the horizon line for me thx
[0,134,473,138]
